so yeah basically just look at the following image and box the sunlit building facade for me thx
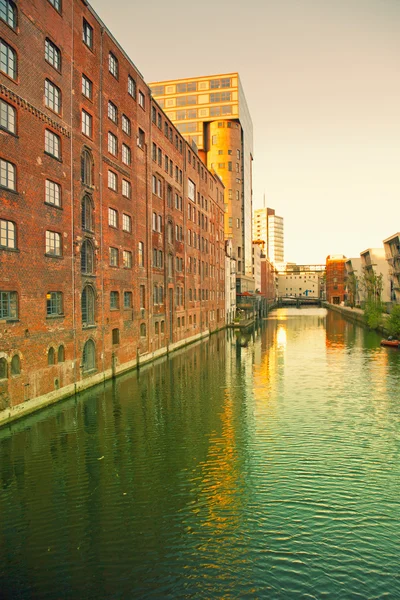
[253,208,284,266]
[150,73,254,292]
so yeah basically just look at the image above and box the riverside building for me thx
[0,0,226,417]
[149,73,254,293]
[253,207,284,267]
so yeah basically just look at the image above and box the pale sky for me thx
[91,0,400,264]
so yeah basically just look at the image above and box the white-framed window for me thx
[122,144,131,166]
[108,207,118,228]
[138,90,145,108]
[45,129,60,158]
[0,157,16,190]
[128,75,136,98]
[1,0,17,29]
[45,38,61,71]
[82,19,93,49]
[108,132,117,156]
[0,290,18,320]
[123,250,132,268]
[0,99,16,133]
[0,39,17,79]
[108,170,117,191]
[122,179,131,199]
[45,179,61,207]
[138,242,144,267]
[45,230,62,256]
[109,247,118,266]
[122,214,131,232]
[108,101,117,123]
[188,179,195,202]
[45,79,61,113]
[109,52,118,78]
[121,114,131,135]
[48,0,61,13]
[82,110,92,137]
[46,291,63,316]
[82,74,92,99]
[0,218,16,249]
[137,128,145,148]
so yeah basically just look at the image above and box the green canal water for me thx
[1,308,400,599]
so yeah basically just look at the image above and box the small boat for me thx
[380,339,400,348]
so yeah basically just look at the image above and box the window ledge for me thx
[82,324,97,330]
[0,185,18,195]
[0,318,19,324]
[0,246,19,253]
[46,314,65,319]
[44,202,63,210]
[45,253,63,259]
[44,151,62,163]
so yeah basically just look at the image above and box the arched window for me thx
[0,357,7,379]
[81,239,94,274]
[11,354,20,375]
[155,322,159,335]
[57,345,65,362]
[0,0,17,29]
[82,339,96,372]
[48,347,55,365]
[82,285,95,326]
[153,284,158,305]
[81,148,94,186]
[81,195,94,231]
[167,221,173,244]
[140,323,146,337]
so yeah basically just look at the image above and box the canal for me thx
[1,308,399,599]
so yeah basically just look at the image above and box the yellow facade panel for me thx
[165,98,175,107]
[198,94,209,105]
[198,108,209,118]
[166,85,175,94]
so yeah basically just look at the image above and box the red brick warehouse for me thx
[0,0,226,417]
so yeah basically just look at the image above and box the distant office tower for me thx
[253,208,284,265]
[150,73,254,291]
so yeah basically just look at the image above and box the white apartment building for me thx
[253,207,284,265]
[360,248,391,304]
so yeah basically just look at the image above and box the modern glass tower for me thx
[150,73,254,291]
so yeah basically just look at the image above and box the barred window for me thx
[122,179,131,199]
[45,38,61,71]
[81,239,94,274]
[46,291,63,316]
[109,52,118,78]
[0,0,17,29]
[82,110,92,137]
[108,101,117,123]
[45,129,60,158]
[0,39,17,79]
[45,230,62,256]
[81,148,93,186]
[45,79,61,114]
[45,179,61,207]
[128,75,136,99]
[82,74,92,99]
[0,158,16,190]
[0,99,16,133]
[0,219,15,249]
[81,286,95,326]
[81,195,94,231]
[0,290,17,319]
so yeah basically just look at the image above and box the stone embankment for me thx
[322,302,389,335]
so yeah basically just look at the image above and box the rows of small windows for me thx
[153,285,164,305]
[151,144,183,184]
[108,208,132,232]
[0,290,64,320]
[152,248,163,268]
[187,203,209,230]
[154,320,165,335]
[108,169,132,198]
[109,247,132,269]
[151,106,183,154]
[109,290,133,310]
[151,78,231,97]
[0,355,21,379]
[186,230,208,253]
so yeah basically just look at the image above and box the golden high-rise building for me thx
[150,73,254,291]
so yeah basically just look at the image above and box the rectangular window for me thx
[45,39,61,71]
[109,52,118,78]
[110,291,119,309]
[0,99,16,134]
[122,179,131,198]
[82,110,92,137]
[45,179,61,207]
[108,170,117,191]
[45,129,60,158]
[152,142,157,161]
[83,19,93,49]
[108,207,118,227]
[108,132,117,156]
[140,285,145,309]
[0,219,16,249]
[188,179,196,202]
[128,76,136,99]
[122,144,131,166]
[210,92,231,103]
[0,158,16,190]
[210,78,231,89]
[123,250,132,268]
[122,114,131,135]
[82,74,92,99]
[0,291,18,319]
[47,0,61,11]
[138,242,144,267]
[45,230,62,256]
[108,101,117,123]
[122,214,132,232]
[124,291,132,308]
[109,247,118,266]
[138,91,145,108]
[137,128,145,148]
[176,95,197,106]
[46,291,63,316]
[45,80,61,113]
[0,40,17,80]
[158,148,162,166]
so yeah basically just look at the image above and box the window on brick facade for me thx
[0,290,17,319]
[82,110,92,137]
[45,79,61,114]
[45,38,61,71]
[139,285,145,309]
[122,114,130,135]
[47,0,61,13]
[58,345,65,362]
[109,247,118,267]
[0,218,16,249]
[108,131,117,156]
[137,128,145,148]
[109,52,118,78]
[152,142,156,161]
[122,179,131,199]
[110,291,119,309]
[0,99,16,133]
[81,239,94,274]
[81,285,95,326]
[108,170,117,191]
[112,328,119,345]
[0,358,7,379]
[1,0,17,29]
[123,250,132,268]
[122,144,131,166]
[138,91,145,108]
[128,75,136,99]
[124,291,132,308]
[45,179,61,207]
[45,230,62,256]
[82,74,92,99]
[108,207,118,228]
[46,291,63,316]
[108,100,117,123]
[81,148,93,186]
[82,19,93,49]
[11,354,20,375]
[0,39,17,79]
[138,242,144,267]
[140,323,146,337]
[81,195,93,231]
[45,129,60,158]
[82,339,96,372]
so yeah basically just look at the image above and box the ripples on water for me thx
[0,308,399,599]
